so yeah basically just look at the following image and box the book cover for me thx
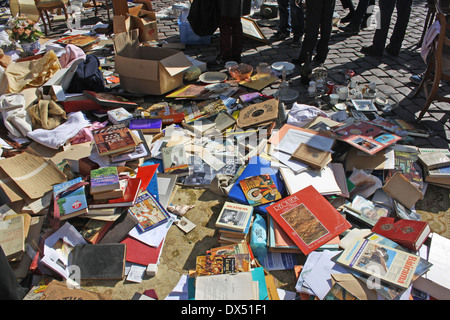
[216,201,253,232]
[129,118,163,134]
[162,143,189,176]
[0,215,25,260]
[128,190,170,232]
[90,166,120,194]
[80,219,114,244]
[418,151,450,170]
[334,238,421,290]
[92,124,137,157]
[142,102,185,124]
[239,174,282,206]
[195,252,251,277]
[372,217,431,251]
[107,107,134,125]
[120,235,164,265]
[183,99,228,124]
[290,143,332,171]
[83,90,139,108]
[334,120,402,155]
[53,177,88,220]
[99,211,139,244]
[266,185,351,255]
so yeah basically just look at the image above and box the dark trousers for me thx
[347,0,375,28]
[340,0,354,10]
[277,0,305,38]
[219,16,243,59]
[0,247,28,300]
[298,0,336,63]
[372,0,413,52]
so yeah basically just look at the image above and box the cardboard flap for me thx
[160,51,192,77]
[331,273,378,300]
[114,55,158,81]
[113,29,140,55]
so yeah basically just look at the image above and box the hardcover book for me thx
[266,185,351,255]
[92,124,137,157]
[372,217,431,251]
[129,118,163,134]
[239,174,282,206]
[53,177,88,220]
[215,201,253,232]
[128,190,170,232]
[90,166,121,195]
[290,143,332,171]
[418,151,450,170]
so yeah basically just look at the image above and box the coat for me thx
[217,0,251,17]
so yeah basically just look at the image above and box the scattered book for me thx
[418,151,450,170]
[89,177,142,209]
[161,143,189,176]
[0,215,25,260]
[215,201,253,233]
[290,143,332,171]
[239,174,282,206]
[107,107,134,125]
[71,243,127,280]
[266,185,351,255]
[92,124,137,157]
[141,102,185,124]
[90,166,121,195]
[372,217,431,251]
[128,190,170,232]
[129,118,163,134]
[79,219,115,244]
[53,177,89,221]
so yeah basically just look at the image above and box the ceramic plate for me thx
[271,61,295,75]
[199,72,228,84]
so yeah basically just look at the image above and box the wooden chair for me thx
[34,0,70,35]
[413,8,450,120]
[419,0,437,46]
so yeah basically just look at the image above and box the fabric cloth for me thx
[58,44,86,68]
[277,0,304,38]
[297,0,336,63]
[421,20,441,63]
[68,120,107,144]
[372,0,413,53]
[287,103,328,127]
[0,93,33,138]
[27,99,67,130]
[2,50,61,94]
[27,111,91,149]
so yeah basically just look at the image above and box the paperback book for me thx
[161,143,189,176]
[128,190,170,232]
[53,177,89,220]
[90,166,121,195]
[215,201,253,232]
[239,174,282,206]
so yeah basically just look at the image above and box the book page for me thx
[195,272,255,300]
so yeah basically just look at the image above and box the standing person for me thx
[292,0,336,66]
[361,0,413,57]
[340,0,375,34]
[207,0,251,68]
[271,0,305,47]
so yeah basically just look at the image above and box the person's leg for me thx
[342,0,370,31]
[230,16,244,62]
[289,0,304,41]
[0,246,28,300]
[294,0,322,64]
[340,0,355,23]
[386,0,413,55]
[315,0,336,63]
[219,16,233,59]
[273,0,290,39]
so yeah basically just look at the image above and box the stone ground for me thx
[42,0,450,149]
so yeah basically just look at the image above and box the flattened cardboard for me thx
[0,151,67,199]
[382,172,423,210]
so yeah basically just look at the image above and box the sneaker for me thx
[361,45,383,57]
[270,31,289,41]
[410,74,423,85]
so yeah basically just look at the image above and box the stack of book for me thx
[418,149,450,188]
[90,166,124,200]
[92,124,139,157]
[215,201,254,244]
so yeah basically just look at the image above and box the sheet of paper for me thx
[164,274,189,300]
[126,264,147,283]
[271,150,308,173]
[128,217,174,247]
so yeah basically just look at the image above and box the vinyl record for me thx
[237,98,279,128]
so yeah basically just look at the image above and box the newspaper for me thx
[335,238,420,290]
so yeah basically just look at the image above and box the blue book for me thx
[228,156,286,215]
[251,267,269,300]
[53,177,88,220]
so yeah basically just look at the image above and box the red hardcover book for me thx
[266,185,351,255]
[89,178,142,209]
[120,236,164,265]
[371,217,431,251]
[136,164,159,192]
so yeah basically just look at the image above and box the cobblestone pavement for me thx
[48,0,450,149]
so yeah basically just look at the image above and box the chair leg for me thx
[38,10,48,36]
[93,0,98,17]
[44,10,52,31]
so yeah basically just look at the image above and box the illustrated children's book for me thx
[239,174,282,206]
[53,177,89,220]
[128,190,170,232]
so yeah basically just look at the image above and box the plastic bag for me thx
[250,214,267,261]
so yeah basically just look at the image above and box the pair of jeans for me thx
[346,0,375,29]
[277,0,305,39]
[297,0,336,63]
[372,0,413,53]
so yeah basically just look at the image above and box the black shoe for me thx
[291,57,305,65]
[385,44,399,56]
[207,55,228,69]
[361,45,383,57]
[270,31,289,41]
[340,24,359,35]
[290,37,302,47]
[341,11,354,23]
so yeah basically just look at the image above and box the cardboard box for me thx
[113,9,158,43]
[113,30,192,96]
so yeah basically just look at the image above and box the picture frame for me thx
[241,17,268,43]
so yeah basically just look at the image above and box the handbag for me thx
[187,0,220,36]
